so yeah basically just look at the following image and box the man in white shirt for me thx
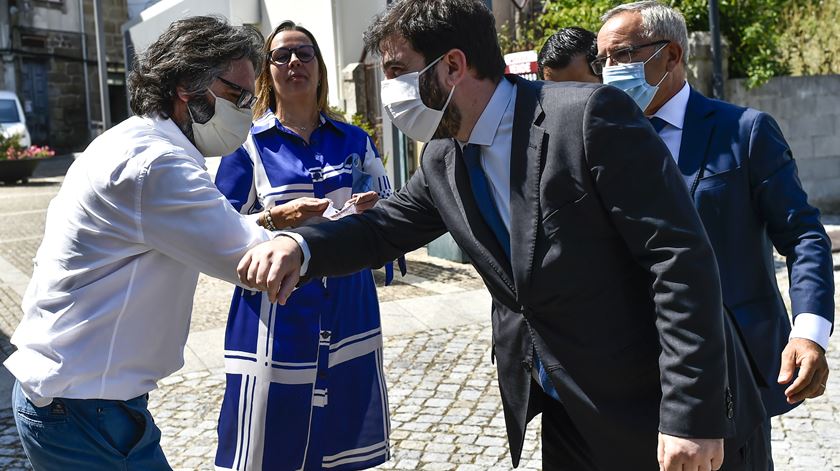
[597,2,835,469]
[4,16,299,470]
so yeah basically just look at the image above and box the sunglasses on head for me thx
[269,45,317,65]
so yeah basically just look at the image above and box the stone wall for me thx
[727,75,840,213]
[7,0,128,152]
[686,31,728,99]
[688,32,840,214]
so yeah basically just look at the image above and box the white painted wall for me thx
[262,0,384,109]
[263,0,339,106]
[333,0,385,68]
[128,0,260,53]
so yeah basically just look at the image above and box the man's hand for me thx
[269,197,331,229]
[352,191,380,213]
[237,236,302,304]
[657,434,723,471]
[778,337,829,404]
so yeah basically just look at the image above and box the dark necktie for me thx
[649,116,668,133]
[462,143,511,260]
[462,143,561,402]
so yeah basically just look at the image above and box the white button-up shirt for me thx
[463,78,517,232]
[4,116,271,406]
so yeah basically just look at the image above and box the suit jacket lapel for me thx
[443,141,516,292]
[679,88,716,196]
[508,77,545,304]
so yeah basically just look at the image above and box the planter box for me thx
[0,159,42,184]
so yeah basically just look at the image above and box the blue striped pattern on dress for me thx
[214,111,391,471]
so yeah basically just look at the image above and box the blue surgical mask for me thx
[601,43,669,112]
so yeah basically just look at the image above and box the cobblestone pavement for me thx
[0,174,838,470]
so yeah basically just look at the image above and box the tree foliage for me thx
[500,0,836,88]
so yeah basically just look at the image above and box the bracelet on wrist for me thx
[263,209,278,231]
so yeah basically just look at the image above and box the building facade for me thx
[0,0,129,151]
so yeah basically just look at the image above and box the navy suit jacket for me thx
[680,88,835,416]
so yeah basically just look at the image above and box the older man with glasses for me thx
[597,2,835,470]
[3,16,285,471]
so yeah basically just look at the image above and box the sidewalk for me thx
[0,173,838,470]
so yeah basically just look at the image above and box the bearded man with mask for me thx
[4,17,282,470]
[597,2,834,468]
[235,1,767,470]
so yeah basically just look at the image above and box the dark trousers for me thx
[538,385,770,470]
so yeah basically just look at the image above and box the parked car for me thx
[0,91,31,148]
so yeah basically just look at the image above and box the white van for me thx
[0,91,32,148]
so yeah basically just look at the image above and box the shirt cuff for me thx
[276,231,310,276]
[790,313,832,351]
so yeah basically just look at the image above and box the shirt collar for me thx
[467,78,516,147]
[652,81,690,130]
[251,109,345,136]
[151,115,206,168]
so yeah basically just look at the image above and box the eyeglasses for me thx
[590,40,671,75]
[269,45,317,66]
[216,76,257,109]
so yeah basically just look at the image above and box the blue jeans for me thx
[13,381,171,471]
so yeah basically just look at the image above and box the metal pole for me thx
[79,0,93,140]
[708,0,725,100]
[93,0,111,130]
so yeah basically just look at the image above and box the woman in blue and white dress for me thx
[214,21,392,471]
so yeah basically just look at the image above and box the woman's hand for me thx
[352,191,380,213]
[269,197,330,229]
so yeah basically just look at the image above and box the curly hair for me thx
[128,16,264,118]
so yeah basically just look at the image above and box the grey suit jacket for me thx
[295,76,764,468]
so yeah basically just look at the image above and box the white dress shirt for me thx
[463,78,517,232]
[4,116,271,406]
[653,81,831,350]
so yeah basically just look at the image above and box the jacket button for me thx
[521,360,531,371]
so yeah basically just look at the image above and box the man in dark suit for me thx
[238,1,766,469]
[596,2,835,468]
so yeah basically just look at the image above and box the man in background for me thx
[538,26,600,83]
[597,2,835,468]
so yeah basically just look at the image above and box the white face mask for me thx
[188,89,253,157]
[380,55,456,142]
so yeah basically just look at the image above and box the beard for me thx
[176,93,216,142]
[186,93,216,125]
[419,70,461,140]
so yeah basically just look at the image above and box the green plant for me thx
[778,0,840,76]
[531,0,795,88]
[351,112,376,139]
[0,133,55,161]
